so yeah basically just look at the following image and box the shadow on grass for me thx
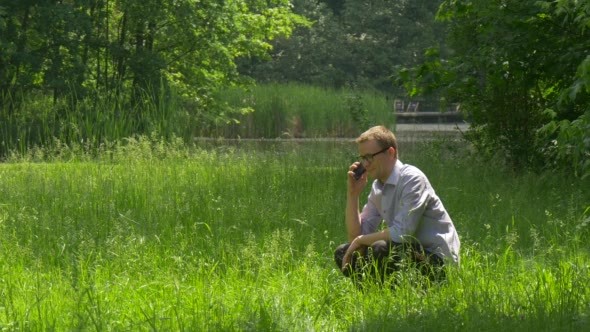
[349,308,588,332]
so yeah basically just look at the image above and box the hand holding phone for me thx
[352,163,366,180]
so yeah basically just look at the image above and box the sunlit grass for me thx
[0,138,589,330]
[215,83,393,138]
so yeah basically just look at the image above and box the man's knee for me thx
[368,240,389,259]
[334,243,350,267]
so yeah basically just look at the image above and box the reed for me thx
[1,83,393,159]
[0,84,181,159]
[214,83,394,138]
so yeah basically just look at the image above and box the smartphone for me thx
[352,163,366,180]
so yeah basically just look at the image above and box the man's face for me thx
[357,139,395,182]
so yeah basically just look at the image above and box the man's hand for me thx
[347,162,367,197]
[341,231,391,272]
[341,235,365,272]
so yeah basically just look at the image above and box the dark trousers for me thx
[334,240,445,286]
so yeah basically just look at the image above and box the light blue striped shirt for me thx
[360,160,460,264]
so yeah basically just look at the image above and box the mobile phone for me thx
[352,163,366,180]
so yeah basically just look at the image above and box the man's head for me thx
[356,125,398,158]
[355,126,398,182]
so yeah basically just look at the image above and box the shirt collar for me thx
[384,159,404,186]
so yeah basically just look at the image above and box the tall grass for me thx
[0,87,183,159]
[214,83,394,138]
[1,84,393,159]
[1,138,589,330]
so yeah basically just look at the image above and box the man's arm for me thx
[343,163,385,270]
[341,229,391,271]
[345,190,362,243]
[345,162,366,242]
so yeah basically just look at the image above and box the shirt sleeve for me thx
[360,194,382,235]
[388,171,430,243]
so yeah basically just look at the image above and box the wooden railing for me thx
[395,111,464,124]
[393,100,464,124]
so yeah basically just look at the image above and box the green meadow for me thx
[1,136,589,331]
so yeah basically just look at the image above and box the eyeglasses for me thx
[358,146,391,164]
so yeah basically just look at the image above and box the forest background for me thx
[0,0,589,176]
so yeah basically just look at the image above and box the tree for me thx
[0,0,306,148]
[400,0,590,175]
[341,0,443,91]
[241,0,443,93]
[238,0,346,87]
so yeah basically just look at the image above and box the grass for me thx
[1,83,393,158]
[214,83,394,138]
[0,137,589,331]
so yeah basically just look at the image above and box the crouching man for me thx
[335,126,460,286]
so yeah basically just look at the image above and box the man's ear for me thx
[389,147,396,158]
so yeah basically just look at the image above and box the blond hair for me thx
[356,125,398,157]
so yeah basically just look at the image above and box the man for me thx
[334,125,460,285]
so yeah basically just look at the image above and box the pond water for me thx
[193,128,468,167]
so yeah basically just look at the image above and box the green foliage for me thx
[400,0,590,176]
[241,0,444,93]
[0,0,307,154]
[538,109,590,178]
[345,88,370,131]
